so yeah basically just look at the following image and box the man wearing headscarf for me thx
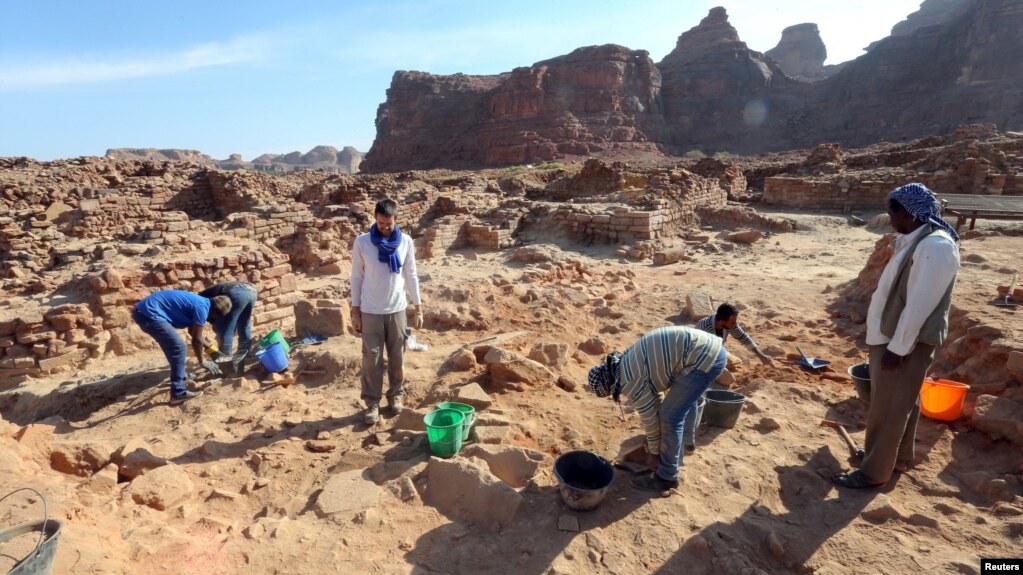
[350,199,422,425]
[588,326,727,492]
[833,183,960,489]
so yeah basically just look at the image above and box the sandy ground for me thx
[1,211,1021,575]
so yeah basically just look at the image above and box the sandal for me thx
[831,470,884,489]
[894,460,911,473]
[854,446,865,459]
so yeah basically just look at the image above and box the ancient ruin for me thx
[2,122,1022,573]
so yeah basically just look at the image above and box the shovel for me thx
[795,346,830,371]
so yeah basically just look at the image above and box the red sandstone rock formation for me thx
[365,2,1023,172]
[765,23,827,80]
[366,45,667,171]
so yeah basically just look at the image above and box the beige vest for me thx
[879,227,957,347]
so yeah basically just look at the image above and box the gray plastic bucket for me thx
[554,450,614,511]
[0,489,62,575]
[703,390,747,428]
[848,363,871,402]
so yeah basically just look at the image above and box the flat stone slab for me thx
[315,469,380,518]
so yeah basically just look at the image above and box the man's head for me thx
[587,351,623,400]
[714,303,739,329]
[374,199,399,237]
[886,183,959,240]
[887,198,922,235]
[209,295,232,319]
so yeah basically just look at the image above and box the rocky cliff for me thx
[106,145,364,174]
[367,45,666,171]
[364,1,1023,172]
[765,23,827,80]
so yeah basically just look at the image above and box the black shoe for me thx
[632,472,679,492]
[169,390,203,405]
[684,443,696,454]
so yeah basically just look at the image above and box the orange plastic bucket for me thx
[919,378,970,421]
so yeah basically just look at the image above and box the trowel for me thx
[993,274,1018,308]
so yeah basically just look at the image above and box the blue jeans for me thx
[657,347,728,482]
[213,283,257,356]
[132,308,188,397]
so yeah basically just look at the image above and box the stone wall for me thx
[548,183,726,243]
[764,171,1023,211]
[0,246,297,388]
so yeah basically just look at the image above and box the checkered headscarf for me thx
[889,183,959,242]
[587,352,623,401]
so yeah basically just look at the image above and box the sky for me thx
[0,0,925,162]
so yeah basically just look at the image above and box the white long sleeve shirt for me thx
[865,225,959,356]
[350,231,421,314]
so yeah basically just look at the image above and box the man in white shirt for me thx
[350,199,423,425]
[833,183,959,489]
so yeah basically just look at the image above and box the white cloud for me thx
[0,34,272,90]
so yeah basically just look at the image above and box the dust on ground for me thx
[1,213,1021,575]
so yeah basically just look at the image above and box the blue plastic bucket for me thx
[255,342,288,373]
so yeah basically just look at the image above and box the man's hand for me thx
[411,305,424,330]
[350,307,362,334]
[881,349,905,372]
[202,360,222,376]
[757,351,776,367]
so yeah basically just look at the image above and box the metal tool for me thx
[795,346,830,371]
[820,419,860,457]
[994,273,1018,308]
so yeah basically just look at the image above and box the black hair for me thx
[715,303,738,322]
[888,198,907,213]
[375,199,398,217]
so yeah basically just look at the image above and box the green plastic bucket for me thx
[258,329,290,355]
[423,408,465,458]
[437,401,476,441]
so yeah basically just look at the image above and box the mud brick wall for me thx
[762,177,893,211]
[0,246,299,386]
[225,203,313,243]
[550,192,719,244]
[416,216,469,258]
[70,195,164,239]
[465,223,514,250]
[0,304,98,388]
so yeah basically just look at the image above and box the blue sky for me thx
[1,0,924,161]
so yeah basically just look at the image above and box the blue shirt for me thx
[134,290,211,329]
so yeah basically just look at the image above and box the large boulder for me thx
[423,458,522,531]
[483,347,556,390]
[461,444,549,488]
[972,393,1023,445]
[127,464,194,510]
[294,299,349,338]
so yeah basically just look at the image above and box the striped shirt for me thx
[695,315,759,352]
[619,327,724,454]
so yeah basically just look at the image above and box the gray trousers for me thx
[360,310,407,405]
[860,342,936,483]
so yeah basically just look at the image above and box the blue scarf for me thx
[370,223,403,273]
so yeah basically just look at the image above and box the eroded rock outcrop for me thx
[365,2,1023,171]
[765,23,827,80]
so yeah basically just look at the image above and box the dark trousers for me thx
[132,308,188,397]
[213,283,257,356]
[861,343,936,483]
